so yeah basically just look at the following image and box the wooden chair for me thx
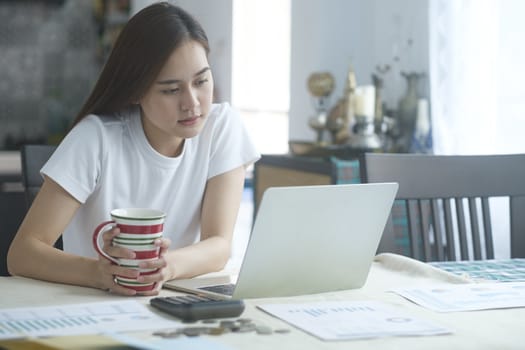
[0,190,26,276]
[360,153,525,261]
[20,144,62,250]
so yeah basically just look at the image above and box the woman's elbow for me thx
[6,239,22,276]
[216,239,232,269]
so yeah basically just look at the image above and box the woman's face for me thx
[139,40,213,156]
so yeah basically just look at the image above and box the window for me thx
[232,0,290,154]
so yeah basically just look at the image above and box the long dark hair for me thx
[71,2,209,127]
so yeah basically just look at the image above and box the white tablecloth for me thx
[1,253,524,349]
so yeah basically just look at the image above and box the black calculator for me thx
[150,294,245,322]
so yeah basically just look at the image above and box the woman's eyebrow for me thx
[157,67,211,85]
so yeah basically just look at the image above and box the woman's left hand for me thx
[134,237,172,296]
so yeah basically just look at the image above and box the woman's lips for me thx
[178,116,200,126]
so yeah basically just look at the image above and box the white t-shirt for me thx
[42,102,260,258]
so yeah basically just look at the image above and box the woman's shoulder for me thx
[79,109,130,127]
[72,108,135,137]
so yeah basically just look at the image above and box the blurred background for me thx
[2,0,523,155]
[1,0,524,264]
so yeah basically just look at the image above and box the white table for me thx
[1,253,524,349]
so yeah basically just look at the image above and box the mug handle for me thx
[92,220,119,264]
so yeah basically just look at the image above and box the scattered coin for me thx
[163,331,182,338]
[274,328,291,334]
[153,329,182,338]
[182,326,208,337]
[152,319,291,338]
[255,325,273,335]
[152,329,176,336]
[208,327,226,336]
[236,323,256,333]
[152,330,169,337]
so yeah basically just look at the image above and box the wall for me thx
[135,0,430,143]
[0,0,232,149]
[0,0,427,148]
[0,1,100,149]
[132,0,233,103]
[289,0,429,141]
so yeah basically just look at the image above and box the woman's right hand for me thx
[95,226,141,296]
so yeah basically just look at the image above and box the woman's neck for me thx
[140,114,185,158]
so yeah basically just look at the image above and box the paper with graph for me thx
[258,300,451,341]
[0,300,176,339]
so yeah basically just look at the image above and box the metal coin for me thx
[208,327,226,336]
[274,328,291,334]
[236,323,256,333]
[163,331,182,338]
[152,330,169,337]
[255,325,273,335]
[152,329,176,336]
[153,329,182,338]
[182,327,208,337]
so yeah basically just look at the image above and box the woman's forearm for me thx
[164,236,232,280]
[8,236,103,289]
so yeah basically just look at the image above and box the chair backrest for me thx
[21,144,57,208]
[0,191,26,276]
[361,153,525,261]
[20,144,62,250]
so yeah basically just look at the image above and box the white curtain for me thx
[429,0,525,155]
[429,0,525,258]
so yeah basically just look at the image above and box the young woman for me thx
[7,2,259,296]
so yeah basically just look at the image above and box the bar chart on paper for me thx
[0,300,176,339]
[258,301,451,341]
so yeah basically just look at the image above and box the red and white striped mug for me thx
[92,208,166,292]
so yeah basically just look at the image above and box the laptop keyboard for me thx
[198,283,236,296]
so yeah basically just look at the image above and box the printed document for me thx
[392,281,525,312]
[258,301,451,341]
[0,300,177,340]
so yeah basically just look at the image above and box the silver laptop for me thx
[163,183,398,299]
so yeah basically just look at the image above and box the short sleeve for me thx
[207,103,260,179]
[41,116,105,203]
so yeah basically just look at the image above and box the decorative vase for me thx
[397,72,424,152]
